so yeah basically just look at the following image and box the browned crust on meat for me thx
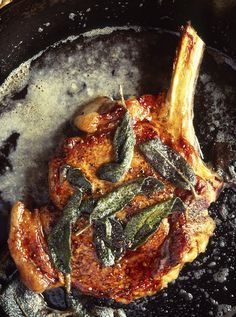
[8,202,62,292]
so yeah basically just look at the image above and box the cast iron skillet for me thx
[0,1,236,316]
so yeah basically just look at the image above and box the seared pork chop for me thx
[8,25,222,303]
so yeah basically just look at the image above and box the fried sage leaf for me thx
[48,191,82,273]
[93,218,125,266]
[139,138,197,190]
[0,277,107,317]
[90,177,164,222]
[97,110,135,183]
[80,198,97,215]
[94,237,115,267]
[94,219,115,266]
[66,167,92,192]
[106,218,125,260]
[125,197,185,250]
[0,277,51,317]
[64,293,92,317]
[91,306,126,317]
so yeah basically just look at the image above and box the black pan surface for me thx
[0,1,236,316]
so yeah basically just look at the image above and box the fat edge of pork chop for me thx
[8,25,222,303]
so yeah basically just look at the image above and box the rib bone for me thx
[166,24,204,149]
[165,24,221,187]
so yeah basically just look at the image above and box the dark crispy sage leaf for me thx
[139,138,196,190]
[97,110,135,183]
[95,219,115,266]
[140,176,165,195]
[48,222,72,274]
[68,298,127,317]
[93,218,125,266]
[48,191,82,273]
[95,238,115,267]
[62,191,84,223]
[91,306,126,317]
[106,218,125,260]
[125,197,185,250]
[67,167,92,192]
[0,277,96,317]
[0,277,50,317]
[90,177,164,222]
[80,198,97,215]
[55,294,126,317]
[65,294,92,317]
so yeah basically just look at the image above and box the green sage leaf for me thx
[66,167,92,192]
[139,138,197,190]
[125,197,185,250]
[97,111,135,183]
[48,191,82,273]
[90,177,164,222]
[93,218,125,266]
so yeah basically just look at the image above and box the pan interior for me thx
[0,27,235,317]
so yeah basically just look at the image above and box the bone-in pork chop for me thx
[8,25,222,303]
